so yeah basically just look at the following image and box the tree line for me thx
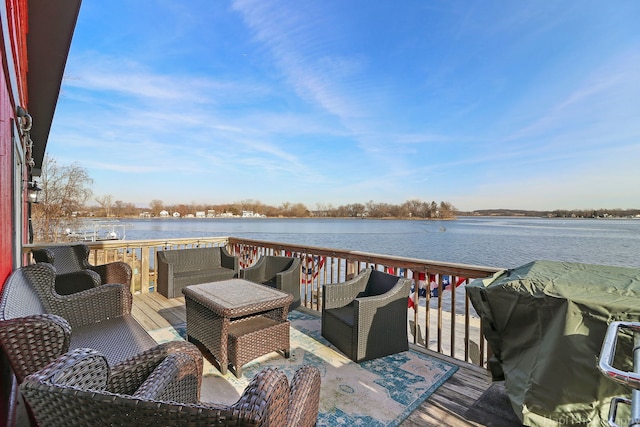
[140,199,457,219]
[464,208,640,218]
[31,156,457,242]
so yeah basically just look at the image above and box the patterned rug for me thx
[149,310,458,426]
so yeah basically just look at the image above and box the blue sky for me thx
[48,1,640,211]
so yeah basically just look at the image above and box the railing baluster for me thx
[24,236,498,367]
[450,275,457,358]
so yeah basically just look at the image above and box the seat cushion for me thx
[262,279,277,288]
[324,302,355,328]
[166,269,236,298]
[174,269,235,285]
[70,315,157,366]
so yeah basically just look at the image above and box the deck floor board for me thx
[132,292,517,427]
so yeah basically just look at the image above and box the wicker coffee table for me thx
[182,278,293,377]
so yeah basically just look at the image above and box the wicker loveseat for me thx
[322,268,412,362]
[21,347,321,427]
[32,244,132,295]
[157,247,239,298]
[240,256,302,311]
[0,263,199,385]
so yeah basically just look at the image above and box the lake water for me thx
[121,216,640,269]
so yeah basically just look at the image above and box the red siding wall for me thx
[0,0,31,290]
[0,16,18,426]
[2,3,30,425]
[0,58,15,289]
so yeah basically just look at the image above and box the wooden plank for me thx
[132,292,498,427]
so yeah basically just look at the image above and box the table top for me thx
[182,278,293,317]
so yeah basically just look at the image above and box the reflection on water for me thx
[124,217,640,269]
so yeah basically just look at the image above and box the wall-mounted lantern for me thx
[27,181,41,204]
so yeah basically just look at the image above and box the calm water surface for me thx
[122,217,640,269]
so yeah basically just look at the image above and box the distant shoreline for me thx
[84,214,640,221]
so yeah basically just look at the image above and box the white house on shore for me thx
[242,210,266,218]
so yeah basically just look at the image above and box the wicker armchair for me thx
[32,244,132,295]
[322,268,412,362]
[240,256,302,311]
[21,347,321,427]
[0,263,198,385]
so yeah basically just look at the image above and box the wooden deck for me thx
[132,292,518,427]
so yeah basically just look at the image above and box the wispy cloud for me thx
[47,0,640,209]
[505,55,639,146]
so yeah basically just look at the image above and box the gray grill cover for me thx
[466,260,640,426]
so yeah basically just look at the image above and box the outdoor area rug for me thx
[149,310,458,426]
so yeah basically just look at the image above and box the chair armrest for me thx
[323,269,370,310]
[54,270,100,295]
[22,347,110,390]
[355,277,411,309]
[220,246,239,275]
[132,352,201,404]
[109,341,203,396]
[240,256,266,282]
[227,367,289,426]
[46,283,133,329]
[276,258,300,283]
[31,248,55,264]
[90,261,132,287]
[75,244,93,270]
[287,365,321,427]
[0,314,71,383]
[194,368,289,421]
[156,251,174,296]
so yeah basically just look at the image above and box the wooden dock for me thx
[132,292,521,427]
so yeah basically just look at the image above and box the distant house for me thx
[242,210,266,218]
[159,210,170,217]
[195,211,205,218]
[173,212,181,218]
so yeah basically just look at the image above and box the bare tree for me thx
[113,200,124,217]
[279,202,291,215]
[149,199,164,216]
[289,203,309,217]
[31,155,93,242]
[176,204,189,217]
[95,194,113,217]
[439,201,457,218]
[346,203,365,217]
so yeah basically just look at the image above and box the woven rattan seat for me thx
[240,255,302,311]
[0,263,198,385]
[32,244,132,295]
[21,347,321,427]
[228,315,291,377]
[322,268,412,362]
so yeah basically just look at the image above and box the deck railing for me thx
[24,237,502,367]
